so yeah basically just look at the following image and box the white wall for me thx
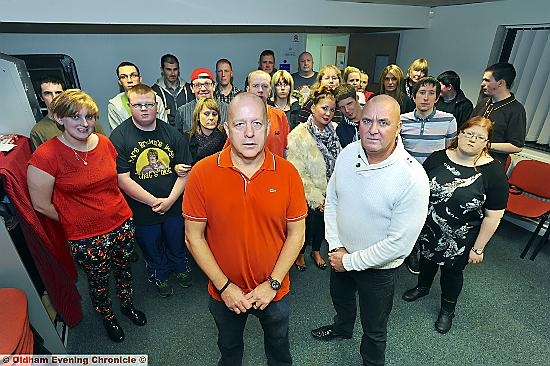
[398,0,550,104]
[0,33,306,132]
[3,0,429,29]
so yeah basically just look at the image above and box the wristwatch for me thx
[268,276,281,291]
[471,247,484,255]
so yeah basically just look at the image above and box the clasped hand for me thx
[221,282,276,314]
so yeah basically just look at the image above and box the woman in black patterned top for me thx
[187,98,226,164]
[402,116,509,334]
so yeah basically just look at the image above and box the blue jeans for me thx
[208,296,292,366]
[330,268,397,366]
[134,215,189,283]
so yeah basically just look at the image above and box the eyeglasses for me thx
[461,130,488,142]
[192,81,214,89]
[130,102,157,109]
[119,73,140,81]
[275,83,290,88]
[231,120,265,131]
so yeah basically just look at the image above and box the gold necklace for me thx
[60,134,90,166]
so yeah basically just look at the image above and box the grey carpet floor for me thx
[66,219,550,365]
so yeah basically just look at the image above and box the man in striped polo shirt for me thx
[400,76,457,274]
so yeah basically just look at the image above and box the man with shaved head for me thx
[311,95,429,366]
[183,93,307,366]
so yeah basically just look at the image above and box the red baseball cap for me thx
[190,68,214,82]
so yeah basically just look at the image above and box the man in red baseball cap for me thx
[175,68,229,135]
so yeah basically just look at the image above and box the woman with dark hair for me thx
[270,70,301,130]
[401,116,508,334]
[287,85,341,271]
[27,89,145,343]
[297,65,343,124]
[187,98,226,164]
[379,64,414,113]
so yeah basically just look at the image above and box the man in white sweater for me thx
[311,95,429,366]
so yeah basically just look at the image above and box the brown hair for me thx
[379,65,406,105]
[448,116,494,169]
[50,89,99,120]
[190,98,221,136]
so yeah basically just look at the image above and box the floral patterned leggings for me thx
[68,218,135,319]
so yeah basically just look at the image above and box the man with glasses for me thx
[108,61,167,131]
[246,70,290,157]
[174,68,228,135]
[399,76,457,274]
[184,92,307,366]
[110,84,192,298]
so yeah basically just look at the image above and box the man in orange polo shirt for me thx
[246,70,290,157]
[183,92,307,366]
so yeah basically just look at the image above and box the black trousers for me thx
[330,267,397,366]
[417,256,464,305]
[300,207,324,254]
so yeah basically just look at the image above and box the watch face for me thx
[270,279,281,290]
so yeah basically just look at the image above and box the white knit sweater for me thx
[324,137,430,271]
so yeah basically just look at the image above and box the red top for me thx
[183,147,307,301]
[29,134,132,240]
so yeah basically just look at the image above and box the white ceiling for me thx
[330,0,504,6]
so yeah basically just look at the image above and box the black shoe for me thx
[311,325,352,341]
[402,287,429,302]
[435,309,455,334]
[406,254,420,275]
[129,251,139,263]
[120,303,147,326]
[310,252,327,270]
[103,316,124,342]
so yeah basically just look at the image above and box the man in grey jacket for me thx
[311,95,430,366]
[152,54,194,127]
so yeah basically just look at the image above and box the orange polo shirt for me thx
[266,106,290,157]
[182,146,307,301]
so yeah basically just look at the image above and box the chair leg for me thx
[529,219,550,260]
[520,214,548,259]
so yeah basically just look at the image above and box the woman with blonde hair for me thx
[187,97,226,164]
[402,58,429,99]
[270,70,301,130]
[287,85,342,271]
[401,116,508,334]
[297,65,343,124]
[27,89,145,343]
[379,64,414,113]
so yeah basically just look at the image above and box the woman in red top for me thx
[27,89,146,343]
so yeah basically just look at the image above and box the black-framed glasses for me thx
[461,130,488,142]
[130,102,157,109]
[192,81,214,89]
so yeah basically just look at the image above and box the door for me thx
[347,33,400,94]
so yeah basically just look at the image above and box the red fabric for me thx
[28,135,132,240]
[183,147,307,301]
[364,90,375,102]
[0,136,82,327]
[0,288,32,354]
